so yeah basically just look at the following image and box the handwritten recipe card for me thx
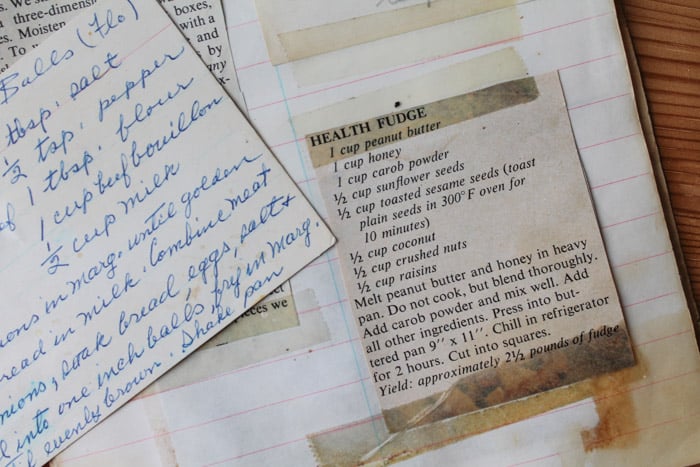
[0,1,334,465]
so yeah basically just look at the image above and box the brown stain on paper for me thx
[144,398,181,467]
[581,358,644,452]
[382,323,635,433]
[309,324,642,466]
[309,381,591,466]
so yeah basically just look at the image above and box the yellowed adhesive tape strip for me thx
[274,0,522,64]
[308,377,596,466]
[289,4,524,87]
[293,48,528,140]
[308,315,654,465]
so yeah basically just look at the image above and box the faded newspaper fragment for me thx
[158,0,246,109]
[310,72,635,433]
[0,0,98,74]
[201,282,298,347]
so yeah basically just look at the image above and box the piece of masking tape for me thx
[273,0,523,64]
[294,47,528,141]
[289,4,523,87]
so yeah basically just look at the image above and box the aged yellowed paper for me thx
[309,73,634,431]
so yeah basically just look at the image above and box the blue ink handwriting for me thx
[93,156,132,196]
[117,162,179,215]
[69,51,121,100]
[116,77,194,143]
[96,342,144,389]
[2,157,28,184]
[52,187,93,225]
[97,46,186,122]
[267,217,313,258]
[4,107,51,147]
[65,249,120,296]
[120,96,222,170]
[187,240,231,286]
[57,386,91,416]
[0,203,16,233]
[148,208,231,269]
[223,162,270,215]
[0,381,47,427]
[40,242,69,275]
[239,193,296,244]
[36,129,74,163]
[43,404,102,456]
[127,201,177,252]
[209,246,284,310]
[60,331,112,381]
[102,360,160,409]
[0,338,45,386]
[76,0,139,49]
[0,313,40,350]
[146,301,204,350]
[43,149,93,193]
[117,274,179,336]
[74,272,140,326]
[181,153,262,219]
[181,304,236,351]
[0,48,74,106]
[243,267,283,308]
[15,407,49,453]
[71,213,117,253]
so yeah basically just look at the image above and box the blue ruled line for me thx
[274,65,383,445]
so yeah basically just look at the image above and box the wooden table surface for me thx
[618,0,700,324]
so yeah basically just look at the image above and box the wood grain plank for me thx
[619,0,700,308]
